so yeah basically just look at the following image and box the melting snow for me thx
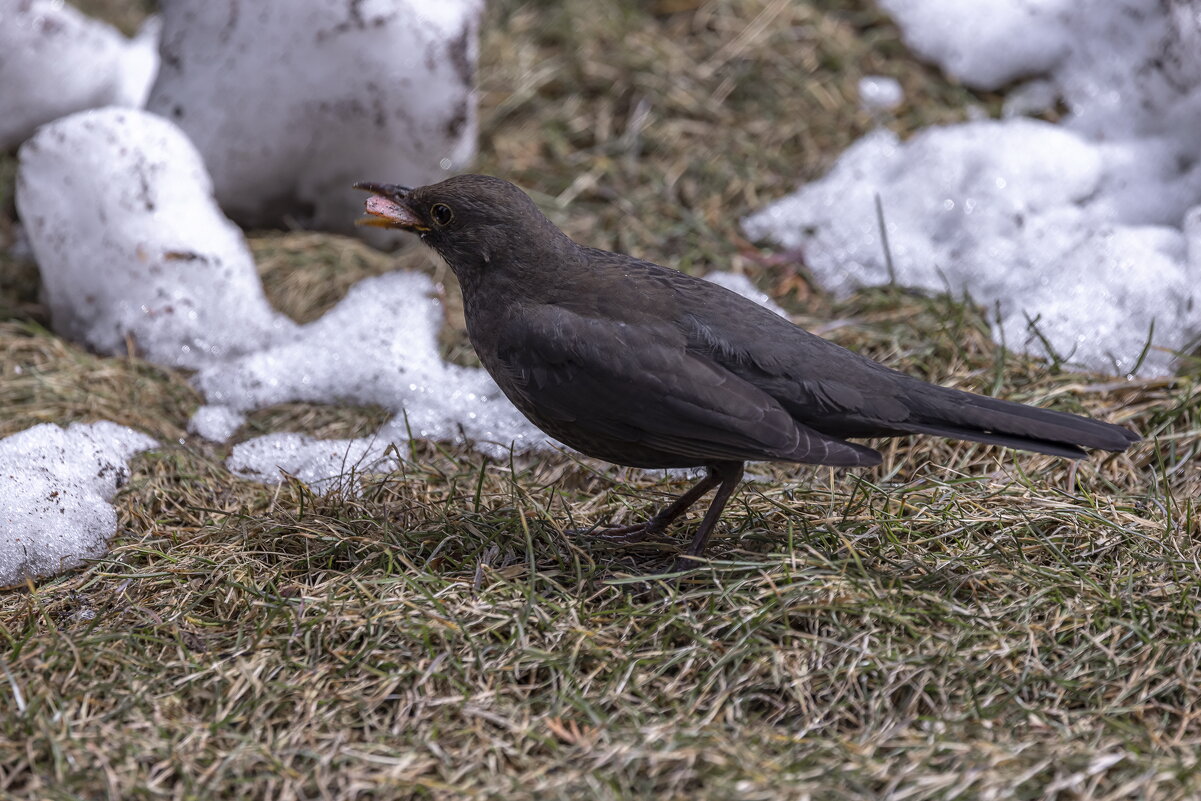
[743,0,1201,377]
[0,422,156,586]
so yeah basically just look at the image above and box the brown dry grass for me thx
[1,1,1199,799]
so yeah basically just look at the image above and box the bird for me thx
[354,174,1140,568]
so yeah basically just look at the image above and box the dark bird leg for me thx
[574,465,725,544]
[673,461,744,571]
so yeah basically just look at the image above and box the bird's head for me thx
[354,174,570,287]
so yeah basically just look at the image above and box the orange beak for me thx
[353,182,428,231]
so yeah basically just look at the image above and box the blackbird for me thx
[355,174,1139,566]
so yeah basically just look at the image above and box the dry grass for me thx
[1,1,1200,799]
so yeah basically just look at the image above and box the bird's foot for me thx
[567,521,672,546]
[667,553,705,575]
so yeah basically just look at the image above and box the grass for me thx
[1,0,1200,798]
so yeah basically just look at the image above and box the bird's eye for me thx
[430,203,454,227]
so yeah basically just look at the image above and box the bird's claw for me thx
[667,553,705,575]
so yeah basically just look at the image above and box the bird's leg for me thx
[672,461,745,570]
[573,468,721,544]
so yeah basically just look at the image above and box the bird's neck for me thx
[452,229,581,303]
[457,240,591,344]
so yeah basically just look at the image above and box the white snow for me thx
[0,2,159,151]
[745,121,1104,297]
[145,0,483,240]
[0,422,156,586]
[743,1,1201,377]
[16,108,298,368]
[858,75,904,112]
[187,405,246,442]
[875,0,1071,91]
[115,15,162,108]
[1001,79,1059,119]
[226,433,400,494]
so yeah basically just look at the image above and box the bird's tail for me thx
[901,385,1140,459]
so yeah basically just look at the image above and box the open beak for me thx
[353,181,427,231]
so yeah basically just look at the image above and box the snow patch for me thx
[744,2,1201,377]
[0,422,156,586]
[145,0,483,240]
[0,2,160,150]
[859,75,905,111]
[16,108,298,368]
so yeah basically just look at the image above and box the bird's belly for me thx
[468,317,711,469]
[513,399,706,470]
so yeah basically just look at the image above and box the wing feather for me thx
[493,304,877,466]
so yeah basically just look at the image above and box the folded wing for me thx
[493,304,882,467]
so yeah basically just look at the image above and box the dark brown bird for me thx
[355,174,1139,567]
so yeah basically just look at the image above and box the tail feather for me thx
[903,386,1139,459]
[901,421,1089,459]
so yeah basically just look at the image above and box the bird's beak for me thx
[353,181,428,231]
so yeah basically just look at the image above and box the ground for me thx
[1,1,1200,799]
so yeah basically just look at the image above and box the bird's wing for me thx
[493,304,879,466]
[580,255,918,434]
[680,298,918,431]
[673,275,1136,456]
